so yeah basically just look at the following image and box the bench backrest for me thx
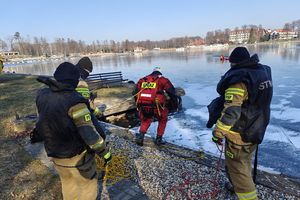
[86,71,124,90]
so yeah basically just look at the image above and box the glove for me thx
[97,145,112,166]
[212,136,223,145]
[90,92,97,101]
[93,107,103,118]
[103,150,112,166]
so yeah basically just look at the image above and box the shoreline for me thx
[3,39,300,66]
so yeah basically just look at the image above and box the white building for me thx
[229,30,251,44]
[271,29,298,40]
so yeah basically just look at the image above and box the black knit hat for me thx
[229,47,250,64]
[76,57,93,79]
[53,62,80,87]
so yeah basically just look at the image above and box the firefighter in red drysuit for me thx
[135,67,175,146]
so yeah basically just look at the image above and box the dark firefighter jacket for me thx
[211,54,273,145]
[36,77,105,158]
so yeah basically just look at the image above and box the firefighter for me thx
[0,55,4,74]
[35,62,110,200]
[209,47,273,200]
[76,57,102,117]
[75,57,107,141]
[135,67,176,146]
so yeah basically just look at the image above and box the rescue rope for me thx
[95,140,224,200]
[95,147,204,187]
[95,149,137,186]
[163,144,224,200]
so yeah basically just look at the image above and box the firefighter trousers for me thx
[225,140,258,200]
[52,151,98,200]
[139,108,169,136]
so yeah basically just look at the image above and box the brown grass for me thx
[0,74,62,200]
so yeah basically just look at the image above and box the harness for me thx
[136,75,165,117]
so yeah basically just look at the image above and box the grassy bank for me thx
[0,74,135,199]
[0,74,61,200]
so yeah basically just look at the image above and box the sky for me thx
[1,0,299,43]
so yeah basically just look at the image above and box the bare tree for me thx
[0,39,8,51]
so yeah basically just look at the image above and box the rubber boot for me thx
[135,132,144,146]
[155,135,165,146]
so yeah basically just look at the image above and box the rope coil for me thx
[163,144,224,200]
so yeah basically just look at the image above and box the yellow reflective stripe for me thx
[72,108,90,119]
[225,88,245,96]
[226,91,244,96]
[90,139,104,150]
[236,190,257,200]
[216,120,239,135]
[76,87,90,98]
[104,152,111,159]
[76,87,90,92]
[226,87,245,93]
[216,120,232,131]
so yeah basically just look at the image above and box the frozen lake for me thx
[6,42,300,178]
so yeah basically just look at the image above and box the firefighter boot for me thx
[135,132,144,146]
[155,136,165,146]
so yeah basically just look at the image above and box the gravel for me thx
[106,133,299,200]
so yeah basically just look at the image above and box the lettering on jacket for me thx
[259,80,272,90]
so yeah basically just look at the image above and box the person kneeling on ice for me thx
[135,67,176,146]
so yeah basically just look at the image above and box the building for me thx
[229,28,267,44]
[229,29,251,44]
[271,29,298,40]
[0,51,19,56]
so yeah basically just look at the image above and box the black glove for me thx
[212,136,223,145]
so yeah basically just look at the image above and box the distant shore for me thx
[2,39,300,67]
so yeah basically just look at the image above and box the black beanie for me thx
[229,47,250,64]
[76,57,93,80]
[53,62,80,87]
[76,57,93,73]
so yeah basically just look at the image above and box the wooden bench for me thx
[86,71,128,90]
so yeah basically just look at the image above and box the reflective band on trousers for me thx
[216,120,239,135]
[236,190,257,200]
[225,87,245,96]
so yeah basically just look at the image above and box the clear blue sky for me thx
[1,0,299,43]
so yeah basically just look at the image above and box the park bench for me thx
[86,71,128,90]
